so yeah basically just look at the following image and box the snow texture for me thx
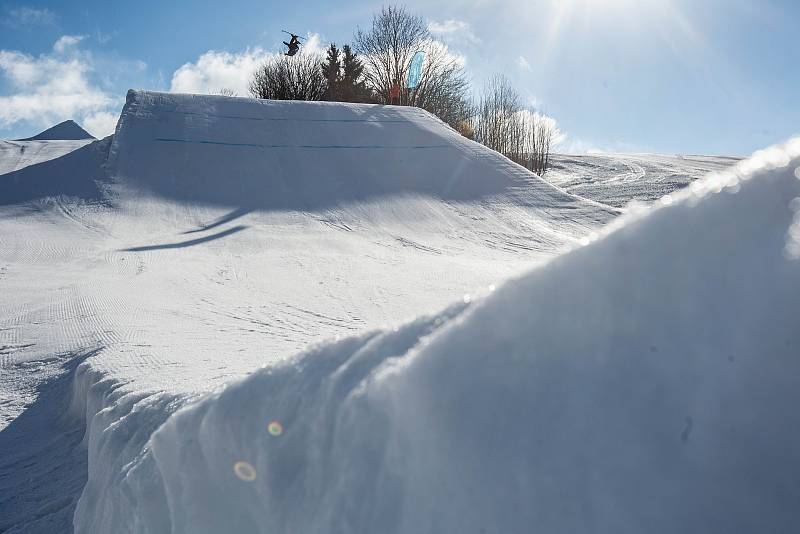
[3,90,622,532]
[547,153,740,208]
[0,137,110,206]
[1,90,791,533]
[76,138,800,532]
[0,138,96,176]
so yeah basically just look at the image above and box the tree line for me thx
[248,5,556,175]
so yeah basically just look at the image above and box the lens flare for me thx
[233,461,257,481]
[268,420,284,436]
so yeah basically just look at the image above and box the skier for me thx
[283,33,302,56]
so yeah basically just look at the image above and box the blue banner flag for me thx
[407,51,425,89]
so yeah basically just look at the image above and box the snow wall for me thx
[106,90,610,219]
[72,135,800,532]
[107,89,515,206]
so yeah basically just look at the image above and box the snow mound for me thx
[108,90,602,213]
[0,139,96,177]
[75,139,800,533]
[18,120,95,141]
[0,137,111,206]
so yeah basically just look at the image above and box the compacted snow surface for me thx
[1,91,797,533]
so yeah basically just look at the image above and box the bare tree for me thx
[354,5,427,105]
[516,110,556,175]
[250,52,327,101]
[473,75,556,175]
[473,75,520,157]
[408,41,472,131]
[354,6,472,131]
[215,88,238,97]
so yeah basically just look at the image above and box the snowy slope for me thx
[0,120,96,177]
[0,139,96,176]
[0,92,776,532]
[546,153,742,208]
[1,91,622,532]
[76,139,800,533]
[3,89,625,414]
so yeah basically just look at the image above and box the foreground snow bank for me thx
[76,140,800,533]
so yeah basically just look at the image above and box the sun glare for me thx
[540,0,704,67]
[579,0,665,8]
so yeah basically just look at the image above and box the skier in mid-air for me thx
[283,32,302,56]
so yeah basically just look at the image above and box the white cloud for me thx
[516,56,531,72]
[83,110,119,138]
[170,48,274,96]
[0,37,119,134]
[95,29,117,45]
[296,33,325,56]
[552,134,604,155]
[428,19,480,45]
[516,109,567,147]
[4,7,56,27]
[417,39,468,69]
[53,35,86,54]
[170,34,324,97]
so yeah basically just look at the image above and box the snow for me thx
[1,89,618,397]
[71,138,800,533]
[2,90,791,532]
[0,137,110,206]
[546,153,741,209]
[0,139,96,176]
[1,90,619,532]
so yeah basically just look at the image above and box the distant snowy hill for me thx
[0,119,96,177]
[17,120,95,141]
[2,90,791,534]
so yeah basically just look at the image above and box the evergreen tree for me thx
[321,43,341,101]
[340,45,372,103]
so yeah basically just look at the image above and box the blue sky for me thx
[0,0,797,155]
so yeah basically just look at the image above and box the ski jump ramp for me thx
[109,90,615,224]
